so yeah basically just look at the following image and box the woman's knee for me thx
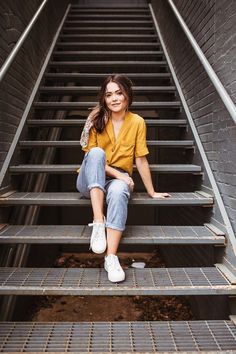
[107,180,130,202]
[87,147,105,160]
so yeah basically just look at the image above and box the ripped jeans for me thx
[76,147,131,231]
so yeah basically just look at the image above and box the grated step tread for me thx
[67,14,151,18]
[27,119,187,127]
[0,266,232,295]
[34,101,180,110]
[56,42,160,48]
[62,27,155,33]
[60,34,155,38]
[39,85,175,93]
[0,192,213,206]
[19,140,194,148]
[0,225,225,245]
[44,72,171,80]
[49,61,168,68]
[9,164,202,174]
[1,320,236,352]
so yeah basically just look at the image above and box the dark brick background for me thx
[151,0,236,234]
[0,0,69,188]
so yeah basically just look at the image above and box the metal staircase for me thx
[1,1,236,352]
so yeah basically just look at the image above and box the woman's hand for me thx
[119,175,135,191]
[150,192,171,199]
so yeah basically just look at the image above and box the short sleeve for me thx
[82,127,97,152]
[134,118,149,158]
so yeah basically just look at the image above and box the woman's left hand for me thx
[150,192,171,199]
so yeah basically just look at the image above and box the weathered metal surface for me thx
[0,267,233,296]
[0,225,225,245]
[19,140,194,148]
[9,164,202,174]
[0,192,212,206]
[27,119,187,127]
[1,321,236,352]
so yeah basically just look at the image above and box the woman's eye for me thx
[117,91,123,95]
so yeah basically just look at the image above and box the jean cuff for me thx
[88,183,106,194]
[105,222,125,232]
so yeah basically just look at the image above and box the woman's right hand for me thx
[119,174,135,191]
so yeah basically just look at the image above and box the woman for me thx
[76,74,170,283]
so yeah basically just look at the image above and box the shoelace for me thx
[106,255,120,271]
[88,222,105,248]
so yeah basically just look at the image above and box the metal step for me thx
[34,101,180,110]
[70,8,150,13]
[0,192,212,206]
[9,164,202,174]
[1,320,236,352]
[71,5,148,9]
[39,85,175,94]
[48,61,168,73]
[27,119,187,127]
[44,72,170,84]
[0,225,225,245]
[64,21,153,28]
[59,34,157,42]
[52,51,164,60]
[0,266,232,295]
[56,42,160,49]
[19,140,194,149]
[67,14,151,20]
[49,60,167,66]
[62,27,155,34]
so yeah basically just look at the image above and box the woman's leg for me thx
[104,178,130,282]
[76,147,106,253]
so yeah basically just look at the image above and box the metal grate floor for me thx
[0,192,213,206]
[0,267,233,296]
[0,225,225,245]
[0,321,236,352]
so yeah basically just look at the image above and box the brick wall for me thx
[0,0,69,188]
[151,0,236,234]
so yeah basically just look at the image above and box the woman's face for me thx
[105,81,128,114]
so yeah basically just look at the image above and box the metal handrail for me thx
[0,4,71,189]
[149,4,236,247]
[167,0,236,124]
[0,0,48,82]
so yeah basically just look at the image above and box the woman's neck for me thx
[111,110,126,122]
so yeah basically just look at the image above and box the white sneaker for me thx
[104,254,125,283]
[88,219,106,254]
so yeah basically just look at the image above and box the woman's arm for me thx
[105,165,134,191]
[135,156,170,198]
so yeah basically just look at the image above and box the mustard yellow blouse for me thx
[80,111,149,176]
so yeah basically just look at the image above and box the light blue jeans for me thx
[76,147,131,231]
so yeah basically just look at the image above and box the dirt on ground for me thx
[29,250,194,322]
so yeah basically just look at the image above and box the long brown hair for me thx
[92,74,133,133]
